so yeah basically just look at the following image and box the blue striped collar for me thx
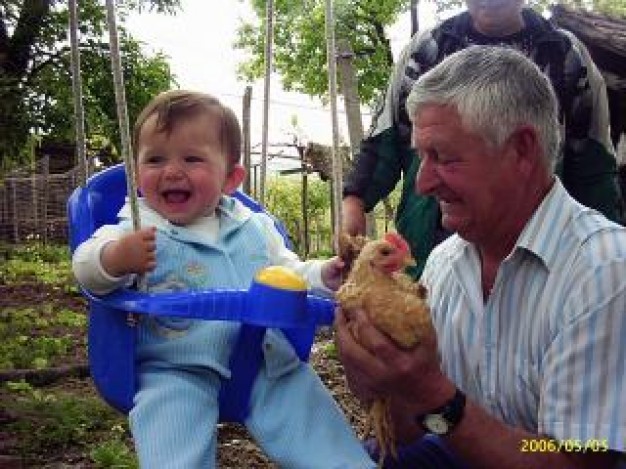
[514,178,570,271]
[450,178,567,279]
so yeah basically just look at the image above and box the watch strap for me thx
[417,388,466,434]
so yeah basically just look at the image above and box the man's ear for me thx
[507,125,542,176]
[223,164,246,195]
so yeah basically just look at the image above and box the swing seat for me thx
[67,164,335,419]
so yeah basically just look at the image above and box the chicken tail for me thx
[367,397,397,467]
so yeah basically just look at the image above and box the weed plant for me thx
[3,381,136,466]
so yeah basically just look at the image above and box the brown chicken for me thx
[336,232,433,465]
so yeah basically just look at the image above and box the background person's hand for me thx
[342,195,367,236]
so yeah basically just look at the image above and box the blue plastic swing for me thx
[67,164,335,421]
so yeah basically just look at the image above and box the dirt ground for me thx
[0,282,369,468]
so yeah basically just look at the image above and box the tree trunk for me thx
[0,0,51,167]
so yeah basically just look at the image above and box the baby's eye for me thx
[143,155,164,164]
[185,155,205,163]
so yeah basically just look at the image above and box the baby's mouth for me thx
[162,189,191,204]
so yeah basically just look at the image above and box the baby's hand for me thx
[321,256,346,291]
[102,227,157,277]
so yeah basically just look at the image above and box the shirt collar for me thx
[117,194,253,232]
[453,178,569,272]
[514,178,571,271]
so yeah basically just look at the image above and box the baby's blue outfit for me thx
[116,197,374,468]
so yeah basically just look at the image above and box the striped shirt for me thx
[421,178,626,451]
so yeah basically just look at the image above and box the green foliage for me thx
[235,0,410,106]
[263,173,402,256]
[235,0,625,112]
[0,258,71,283]
[0,243,72,283]
[265,174,332,256]
[320,340,338,359]
[0,333,72,369]
[0,239,133,465]
[1,242,86,370]
[2,241,69,263]
[90,426,139,468]
[435,0,625,18]
[0,0,179,170]
[2,383,129,461]
[0,304,85,369]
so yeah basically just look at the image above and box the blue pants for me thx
[130,362,375,468]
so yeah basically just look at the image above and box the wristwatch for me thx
[416,388,466,436]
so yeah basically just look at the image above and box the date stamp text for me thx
[520,438,609,453]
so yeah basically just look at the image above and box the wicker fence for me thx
[0,157,81,244]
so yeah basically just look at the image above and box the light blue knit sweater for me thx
[119,196,305,380]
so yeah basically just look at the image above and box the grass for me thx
[2,381,136,467]
[0,304,86,369]
[1,241,138,466]
[0,242,73,284]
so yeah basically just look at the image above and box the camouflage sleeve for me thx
[559,32,623,223]
[343,31,429,212]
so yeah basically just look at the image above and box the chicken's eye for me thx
[380,247,392,256]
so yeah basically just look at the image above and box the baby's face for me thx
[136,113,230,225]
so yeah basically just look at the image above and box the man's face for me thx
[413,104,520,244]
[465,0,525,35]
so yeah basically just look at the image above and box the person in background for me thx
[73,90,375,468]
[336,46,626,469]
[343,0,622,278]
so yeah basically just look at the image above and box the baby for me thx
[73,90,374,468]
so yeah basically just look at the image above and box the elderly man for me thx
[336,46,626,469]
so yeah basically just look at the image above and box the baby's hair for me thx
[133,90,242,168]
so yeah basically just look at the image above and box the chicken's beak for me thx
[404,256,417,268]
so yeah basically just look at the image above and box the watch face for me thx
[423,414,450,435]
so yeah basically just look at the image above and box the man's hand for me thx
[335,306,453,414]
[101,227,157,277]
[342,195,367,236]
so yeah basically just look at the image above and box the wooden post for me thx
[336,39,364,154]
[11,180,18,243]
[68,0,89,186]
[259,0,274,205]
[297,144,309,257]
[42,155,49,244]
[242,86,252,194]
[336,38,378,238]
[324,0,342,244]
[31,153,38,241]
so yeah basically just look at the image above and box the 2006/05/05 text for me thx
[520,439,609,453]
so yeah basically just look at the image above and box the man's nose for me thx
[414,155,439,195]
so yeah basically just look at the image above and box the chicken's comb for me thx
[384,232,409,253]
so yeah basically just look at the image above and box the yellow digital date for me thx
[520,438,609,453]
